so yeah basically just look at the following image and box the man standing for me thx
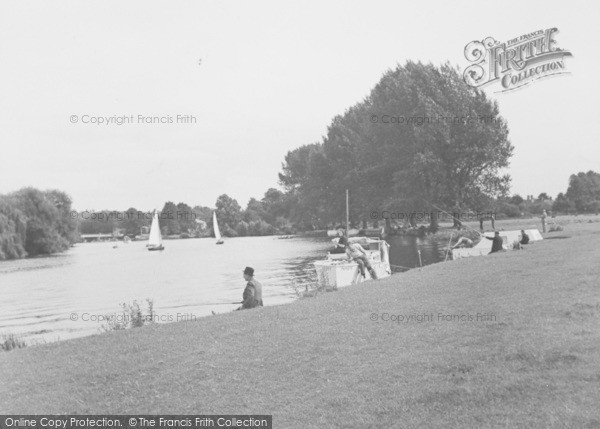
[238,266,263,310]
[541,210,547,233]
[339,237,378,279]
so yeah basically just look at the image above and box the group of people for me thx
[479,211,551,234]
[452,230,530,254]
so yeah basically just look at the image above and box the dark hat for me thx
[243,266,254,276]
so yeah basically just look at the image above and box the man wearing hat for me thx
[483,231,504,253]
[238,266,263,310]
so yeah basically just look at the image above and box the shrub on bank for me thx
[101,299,156,332]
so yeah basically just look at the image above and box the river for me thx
[0,235,445,344]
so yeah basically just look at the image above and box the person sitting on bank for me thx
[483,231,504,253]
[520,230,530,245]
[452,236,474,249]
[339,236,377,279]
[237,266,263,310]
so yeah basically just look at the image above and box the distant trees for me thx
[495,171,600,217]
[0,188,77,260]
[122,207,148,236]
[211,190,291,237]
[564,171,600,213]
[552,193,575,214]
[214,194,242,237]
[160,202,180,235]
[176,203,195,235]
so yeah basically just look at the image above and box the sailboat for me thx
[147,209,165,251]
[213,211,224,245]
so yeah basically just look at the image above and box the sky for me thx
[1,0,598,211]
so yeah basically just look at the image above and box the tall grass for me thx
[1,333,27,351]
[101,299,156,332]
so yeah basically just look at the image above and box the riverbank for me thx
[1,221,599,427]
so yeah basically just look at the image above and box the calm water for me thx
[0,235,444,344]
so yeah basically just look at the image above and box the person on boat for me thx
[484,231,504,253]
[339,237,377,279]
[330,238,347,254]
[520,230,530,245]
[452,236,474,249]
[237,266,263,310]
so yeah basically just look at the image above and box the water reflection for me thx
[386,234,445,268]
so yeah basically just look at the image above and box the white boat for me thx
[314,190,390,288]
[314,237,391,288]
[451,229,543,260]
[213,211,224,245]
[147,210,165,251]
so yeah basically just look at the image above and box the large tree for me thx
[1,188,76,257]
[279,61,513,229]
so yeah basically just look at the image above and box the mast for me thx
[346,189,349,237]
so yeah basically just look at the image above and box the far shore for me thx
[1,217,600,427]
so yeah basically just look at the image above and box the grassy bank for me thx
[1,222,599,427]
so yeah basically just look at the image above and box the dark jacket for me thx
[486,235,504,253]
[240,278,264,309]
[241,284,258,309]
[520,233,530,244]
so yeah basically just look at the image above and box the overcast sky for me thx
[1,0,598,211]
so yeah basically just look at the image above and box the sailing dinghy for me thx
[213,211,224,245]
[147,210,165,251]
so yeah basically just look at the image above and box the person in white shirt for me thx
[339,236,378,279]
[452,237,474,249]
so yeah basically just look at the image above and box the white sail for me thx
[213,211,222,242]
[148,210,162,246]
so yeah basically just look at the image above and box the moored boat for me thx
[314,237,391,288]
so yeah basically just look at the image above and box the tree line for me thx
[77,189,294,239]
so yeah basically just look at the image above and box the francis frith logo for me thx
[463,28,572,93]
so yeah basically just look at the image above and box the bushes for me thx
[248,220,276,236]
[235,218,293,237]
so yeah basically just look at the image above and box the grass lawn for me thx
[1,218,600,428]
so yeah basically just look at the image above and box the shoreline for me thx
[1,219,599,426]
[2,215,597,347]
